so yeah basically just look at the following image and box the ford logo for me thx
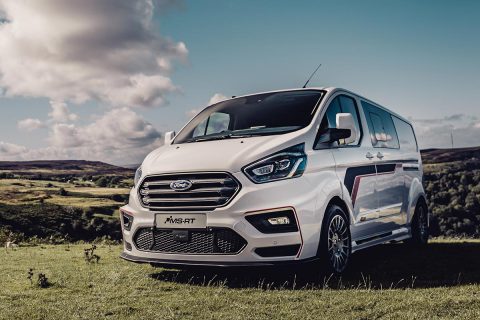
[170,180,193,191]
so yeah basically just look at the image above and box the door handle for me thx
[366,152,374,159]
[376,152,384,159]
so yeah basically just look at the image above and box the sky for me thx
[0,0,479,165]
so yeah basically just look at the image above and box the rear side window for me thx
[361,101,399,149]
[392,116,418,152]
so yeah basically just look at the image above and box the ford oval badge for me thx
[170,180,193,191]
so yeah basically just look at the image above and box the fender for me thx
[408,177,427,225]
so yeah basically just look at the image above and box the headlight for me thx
[134,167,142,187]
[243,143,307,183]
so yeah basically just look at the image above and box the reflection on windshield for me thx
[174,90,323,144]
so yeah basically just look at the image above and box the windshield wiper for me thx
[182,126,302,143]
[184,132,257,143]
[184,134,232,143]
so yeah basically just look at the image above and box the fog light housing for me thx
[121,211,133,231]
[245,208,298,234]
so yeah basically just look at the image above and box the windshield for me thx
[174,90,324,144]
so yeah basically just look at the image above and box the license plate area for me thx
[155,213,207,229]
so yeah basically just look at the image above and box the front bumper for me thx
[120,171,323,265]
[120,252,319,268]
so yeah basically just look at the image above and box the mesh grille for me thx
[138,172,241,211]
[133,228,247,255]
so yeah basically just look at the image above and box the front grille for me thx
[133,228,247,255]
[138,172,241,211]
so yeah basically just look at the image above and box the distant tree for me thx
[95,177,108,187]
[59,188,68,196]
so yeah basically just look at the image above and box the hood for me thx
[141,131,308,175]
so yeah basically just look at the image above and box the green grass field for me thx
[1,240,480,320]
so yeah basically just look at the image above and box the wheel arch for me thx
[325,196,351,225]
[408,177,428,225]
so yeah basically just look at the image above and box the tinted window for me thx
[175,90,323,143]
[392,116,418,152]
[317,95,362,147]
[324,97,341,128]
[362,101,399,149]
[338,96,362,139]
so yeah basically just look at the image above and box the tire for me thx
[406,200,429,246]
[318,205,352,275]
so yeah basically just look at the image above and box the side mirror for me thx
[336,113,357,145]
[164,131,176,144]
[317,128,351,144]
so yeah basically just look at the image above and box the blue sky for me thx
[0,0,479,164]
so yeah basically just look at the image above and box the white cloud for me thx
[17,118,45,131]
[49,123,82,148]
[411,114,480,149]
[0,141,27,156]
[0,0,187,108]
[82,108,162,150]
[0,0,187,164]
[1,108,162,165]
[48,101,78,122]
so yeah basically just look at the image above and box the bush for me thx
[58,188,68,196]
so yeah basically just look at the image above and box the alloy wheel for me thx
[327,214,350,273]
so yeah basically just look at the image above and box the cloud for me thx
[0,0,187,108]
[410,113,480,149]
[82,108,162,150]
[0,0,187,164]
[49,123,82,148]
[48,101,78,122]
[2,108,163,165]
[17,118,45,131]
[0,141,27,156]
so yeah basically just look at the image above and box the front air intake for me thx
[133,228,247,255]
[138,172,241,211]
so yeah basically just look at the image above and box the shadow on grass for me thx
[150,242,480,289]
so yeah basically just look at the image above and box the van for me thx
[119,87,428,274]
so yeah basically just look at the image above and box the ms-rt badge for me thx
[156,213,207,229]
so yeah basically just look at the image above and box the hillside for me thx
[421,147,480,237]
[0,161,134,242]
[0,160,133,179]
[0,148,480,242]
[421,146,480,164]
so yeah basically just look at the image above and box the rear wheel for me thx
[406,200,429,246]
[318,205,351,274]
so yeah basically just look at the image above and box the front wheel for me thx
[318,205,351,275]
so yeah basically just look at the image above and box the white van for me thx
[119,87,428,274]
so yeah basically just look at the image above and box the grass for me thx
[1,240,480,319]
[44,195,122,208]
[0,178,127,208]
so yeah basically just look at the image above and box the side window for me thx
[362,101,399,149]
[338,96,361,140]
[316,95,362,148]
[192,112,231,137]
[392,116,418,152]
[369,112,387,143]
